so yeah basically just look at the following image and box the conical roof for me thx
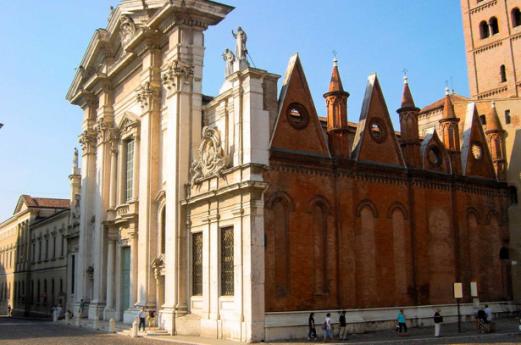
[485,101,503,132]
[328,58,344,93]
[400,76,416,109]
[442,94,456,119]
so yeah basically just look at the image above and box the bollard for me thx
[131,318,139,338]
[92,318,99,330]
[75,315,81,327]
[52,310,58,322]
[109,318,116,333]
[65,312,70,324]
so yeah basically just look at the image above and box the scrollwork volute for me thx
[190,126,230,184]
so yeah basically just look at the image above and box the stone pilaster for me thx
[76,95,98,316]
[136,36,162,310]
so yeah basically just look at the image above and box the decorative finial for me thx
[402,68,408,84]
[491,100,496,108]
[73,147,79,169]
[332,50,338,67]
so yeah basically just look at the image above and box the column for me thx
[77,95,98,316]
[130,231,138,309]
[103,232,116,320]
[109,141,118,210]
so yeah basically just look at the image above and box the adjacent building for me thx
[0,153,81,317]
[66,0,516,341]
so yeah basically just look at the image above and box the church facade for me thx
[66,0,515,341]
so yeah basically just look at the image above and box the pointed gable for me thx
[420,129,451,174]
[461,103,496,179]
[351,74,404,166]
[270,54,330,157]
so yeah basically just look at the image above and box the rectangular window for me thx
[220,227,234,296]
[505,110,511,124]
[45,237,49,260]
[60,235,64,257]
[192,232,203,296]
[125,139,135,202]
[52,236,56,259]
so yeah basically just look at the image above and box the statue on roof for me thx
[222,48,235,77]
[232,27,249,69]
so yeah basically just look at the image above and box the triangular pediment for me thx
[421,129,451,174]
[270,54,330,157]
[461,103,496,179]
[351,74,404,166]
[13,195,31,215]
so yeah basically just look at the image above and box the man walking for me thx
[323,313,333,341]
[138,307,147,332]
[433,309,443,337]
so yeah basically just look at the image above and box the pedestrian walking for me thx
[138,307,147,332]
[396,309,407,335]
[433,309,443,337]
[307,312,317,340]
[338,311,347,340]
[7,305,12,317]
[323,313,333,341]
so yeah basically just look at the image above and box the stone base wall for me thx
[263,301,520,341]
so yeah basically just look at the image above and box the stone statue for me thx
[73,148,79,168]
[222,48,235,77]
[232,26,248,62]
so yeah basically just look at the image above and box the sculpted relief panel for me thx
[190,126,230,184]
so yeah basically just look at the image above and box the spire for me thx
[328,57,345,93]
[442,94,456,119]
[400,75,416,109]
[485,101,503,132]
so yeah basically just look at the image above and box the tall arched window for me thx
[272,199,289,297]
[489,17,499,35]
[500,65,507,82]
[512,8,521,27]
[312,202,328,295]
[480,20,490,39]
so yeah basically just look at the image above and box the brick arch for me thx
[356,199,378,218]
[307,195,332,214]
[386,201,408,220]
[485,209,500,225]
[466,207,482,225]
[265,191,294,211]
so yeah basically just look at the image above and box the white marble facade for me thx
[67,0,278,341]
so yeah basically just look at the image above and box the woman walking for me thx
[307,313,317,340]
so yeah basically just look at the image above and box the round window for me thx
[368,118,387,143]
[286,103,309,129]
[427,146,442,167]
[471,142,483,160]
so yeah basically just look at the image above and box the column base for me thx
[123,307,139,324]
[159,306,175,334]
[103,307,116,321]
[88,302,106,320]
[175,303,188,317]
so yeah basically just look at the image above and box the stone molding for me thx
[190,126,230,184]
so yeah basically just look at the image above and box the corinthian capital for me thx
[162,59,194,93]
[79,129,97,155]
[136,81,161,109]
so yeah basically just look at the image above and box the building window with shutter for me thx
[220,227,234,296]
[192,232,203,296]
[505,109,511,124]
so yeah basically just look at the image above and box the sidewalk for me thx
[59,317,521,345]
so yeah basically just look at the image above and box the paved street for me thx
[1,317,521,345]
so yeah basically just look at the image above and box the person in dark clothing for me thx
[307,312,317,340]
[477,308,488,333]
[338,311,347,340]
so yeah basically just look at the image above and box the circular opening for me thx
[471,142,483,160]
[368,119,386,143]
[427,146,442,167]
[286,103,309,129]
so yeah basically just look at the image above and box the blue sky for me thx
[0,0,467,221]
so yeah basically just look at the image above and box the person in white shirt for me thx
[323,313,333,341]
[484,305,493,322]
[138,307,147,332]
